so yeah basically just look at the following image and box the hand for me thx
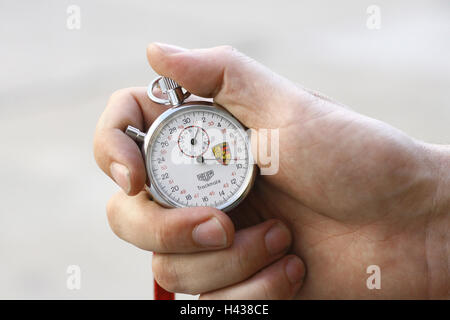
[93,51,305,299]
[94,43,449,299]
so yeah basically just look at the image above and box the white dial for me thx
[147,105,253,210]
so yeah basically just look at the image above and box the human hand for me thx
[95,43,449,299]
[93,52,305,299]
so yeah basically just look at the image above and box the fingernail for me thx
[110,162,131,194]
[264,223,291,256]
[193,217,227,248]
[285,256,305,285]
[152,42,187,55]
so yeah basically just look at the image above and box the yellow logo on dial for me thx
[212,142,231,165]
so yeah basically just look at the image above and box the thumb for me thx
[146,43,314,128]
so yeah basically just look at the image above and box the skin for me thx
[94,43,449,299]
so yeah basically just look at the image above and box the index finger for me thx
[93,87,168,195]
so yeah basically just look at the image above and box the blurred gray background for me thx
[0,0,449,299]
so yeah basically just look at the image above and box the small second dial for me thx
[177,125,210,157]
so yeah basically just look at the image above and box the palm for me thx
[229,108,434,299]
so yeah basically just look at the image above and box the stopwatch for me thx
[125,76,256,212]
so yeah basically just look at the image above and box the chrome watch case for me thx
[125,77,257,212]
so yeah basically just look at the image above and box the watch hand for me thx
[195,156,246,164]
[194,127,200,140]
[191,127,200,145]
[201,158,245,160]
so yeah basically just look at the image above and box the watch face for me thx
[145,104,255,211]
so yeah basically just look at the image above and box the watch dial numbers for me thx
[150,109,251,208]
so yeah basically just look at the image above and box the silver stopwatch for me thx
[125,76,256,212]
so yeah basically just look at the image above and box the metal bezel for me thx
[142,101,256,212]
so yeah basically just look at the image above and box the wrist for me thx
[427,143,450,218]
[420,142,450,298]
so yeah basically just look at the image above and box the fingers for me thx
[200,255,305,300]
[106,191,234,253]
[152,220,292,295]
[146,43,307,128]
[93,87,168,195]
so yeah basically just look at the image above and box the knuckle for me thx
[256,267,291,300]
[107,88,136,112]
[92,127,109,167]
[92,132,102,162]
[106,193,122,236]
[258,279,276,300]
[217,45,248,63]
[152,255,184,293]
[259,256,300,300]
[153,215,172,252]
[214,46,255,99]
[109,88,129,102]
[94,88,133,167]
[231,243,252,277]
[217,45,236,55]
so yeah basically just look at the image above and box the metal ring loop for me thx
[147,76,170,105]
[147,76,191,106]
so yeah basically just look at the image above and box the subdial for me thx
[178,125,210,158]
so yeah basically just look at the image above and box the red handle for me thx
[154,279,175,300]
[153,252,174,300]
